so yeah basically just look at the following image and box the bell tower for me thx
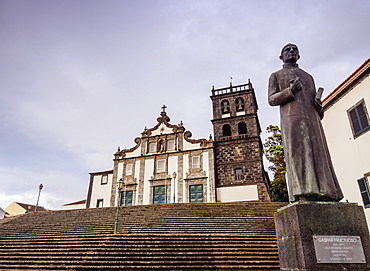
[210,80,271,202]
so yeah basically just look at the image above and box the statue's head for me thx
[279,43,300,64]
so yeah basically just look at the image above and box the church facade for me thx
[86,82,271,208]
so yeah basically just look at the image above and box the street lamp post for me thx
[35,184,43,212]
[172,172,177,203]
[114,178,124,234]
[123,180,127,206]
[165,177,167,203]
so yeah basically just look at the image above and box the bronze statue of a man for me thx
[268,43,343,202]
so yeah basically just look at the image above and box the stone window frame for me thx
[235,97,245,112]
[238,122,248,135]
[358,173,370,208]
[96,199,104,208]
[221,99,230,114]
[347,99,370,138]
[157,159,166,173]
[183,177,208,203]
[125,164,134,176]
[148,178,172,204]
[235,168,243,175]
[189,184,204,203]
[192,156,200,169]
[166,139,175,151]
[119,182,138,205]
[101,175,108,185]
[234,167,245,181]
[222,124,232,137]
[148,142,157,153]
[189,152,203,172]
[120,190,134,206]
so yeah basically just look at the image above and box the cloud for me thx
[0,166,87,209]
[0,0,369,209]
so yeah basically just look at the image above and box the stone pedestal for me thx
[275,201,370,271]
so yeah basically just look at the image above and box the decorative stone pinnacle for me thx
[157,105,170,123]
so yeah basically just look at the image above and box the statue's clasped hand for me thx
[290,77,303,94]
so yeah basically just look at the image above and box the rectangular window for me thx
[120,191,133,206]
[348,100,370,136]
[96,199,104,208]
[157,159,166,172]
[126,164,133,176]
[358,177,370,208]
[101,175,108,185]
[190,184,203,203]
[234,168,244,180]
[235,168,243,175]
[148,142,156,153]
[153,185,167,204]
[192,156,200,169]
[167,139,175,151]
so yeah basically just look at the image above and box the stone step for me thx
[0,247,278,253]
[0,202,286,270]
[0,259,281,265]
[0,233,277,239]
[0,244,278,251]
[0,234,276,242]
[0,264,280,270]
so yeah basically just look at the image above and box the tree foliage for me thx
[263,125,288,202]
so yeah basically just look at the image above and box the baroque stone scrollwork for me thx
[114,137,142,159]
[184,131,213,148]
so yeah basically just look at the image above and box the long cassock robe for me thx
[268,63,343,202]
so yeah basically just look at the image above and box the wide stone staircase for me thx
[0,202,286,270]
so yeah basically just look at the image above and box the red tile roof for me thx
[16,202,48,212]
[62,199,87,206]
[323,59,370,110]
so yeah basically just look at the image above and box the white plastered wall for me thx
[322,76,370,228]
[150,123,173,136]
[168,156,178,203]
[143,159,154,205]
[125,144,142,158]
[216,185,259,202]
[183,154,189,201]
[182,140,202,151]
[202,151,210,201]
[90,173,113,208]
[134,160,141,205]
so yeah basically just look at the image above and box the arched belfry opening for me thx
[236,97,245,112]
[222,124,231,136]
[238,122,247,134]
[221,99,230,114]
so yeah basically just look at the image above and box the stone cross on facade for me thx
[161,105,167,113]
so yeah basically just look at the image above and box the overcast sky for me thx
[1,0,369,210]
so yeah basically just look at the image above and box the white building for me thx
[61,199,87,210]
[322,59,370,226]
[86,107,216,208]
[86,170,114,208]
